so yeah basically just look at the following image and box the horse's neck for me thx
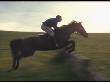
[55,27,72,41]
[59,27,73,35]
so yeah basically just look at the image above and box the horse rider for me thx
[41,15,62,48]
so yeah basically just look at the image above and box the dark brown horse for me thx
[9,20,88,72]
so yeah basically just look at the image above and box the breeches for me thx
[41,24,55,37]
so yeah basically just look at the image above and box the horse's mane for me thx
[67,20,78,26]
[60,20,78,27]
[57,20,78,30]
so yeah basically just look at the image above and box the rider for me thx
[41,15,62,48]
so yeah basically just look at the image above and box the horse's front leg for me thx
[65,40,75,53]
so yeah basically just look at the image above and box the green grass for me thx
[0,31,110,80]
[0,31,77,81]
[74,33,110,79]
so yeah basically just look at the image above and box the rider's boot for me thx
[52,36,60,48]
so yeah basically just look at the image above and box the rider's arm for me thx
[53,22,58,30]
[53,25,57,29]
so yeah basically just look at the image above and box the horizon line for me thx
[0,30,110,33]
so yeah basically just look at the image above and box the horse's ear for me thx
[73,20,77,23]
[79,22,82,23]
[73,20,75,22]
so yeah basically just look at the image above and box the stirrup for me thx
[56,43,60,48]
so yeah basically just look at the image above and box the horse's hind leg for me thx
[8,56,19,72]
[8,39,22,72]
[8,57,17,72]
[8,56,21,72]
[14,56,20,70]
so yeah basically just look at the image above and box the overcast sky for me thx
[1,1,110,33]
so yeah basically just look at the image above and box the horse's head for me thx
[67,20,88,37]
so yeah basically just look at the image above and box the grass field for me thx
[0,31,110,80]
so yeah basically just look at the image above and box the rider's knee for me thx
[50,32,55,37]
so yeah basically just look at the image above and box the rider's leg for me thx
[47,28,59,48]
[41,25,59,48]
[51,34,59,48]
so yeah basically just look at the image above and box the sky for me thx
[0,1,110,33]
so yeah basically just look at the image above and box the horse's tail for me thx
[8,39,22,72]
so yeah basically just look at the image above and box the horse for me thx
[9,20,88,72]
